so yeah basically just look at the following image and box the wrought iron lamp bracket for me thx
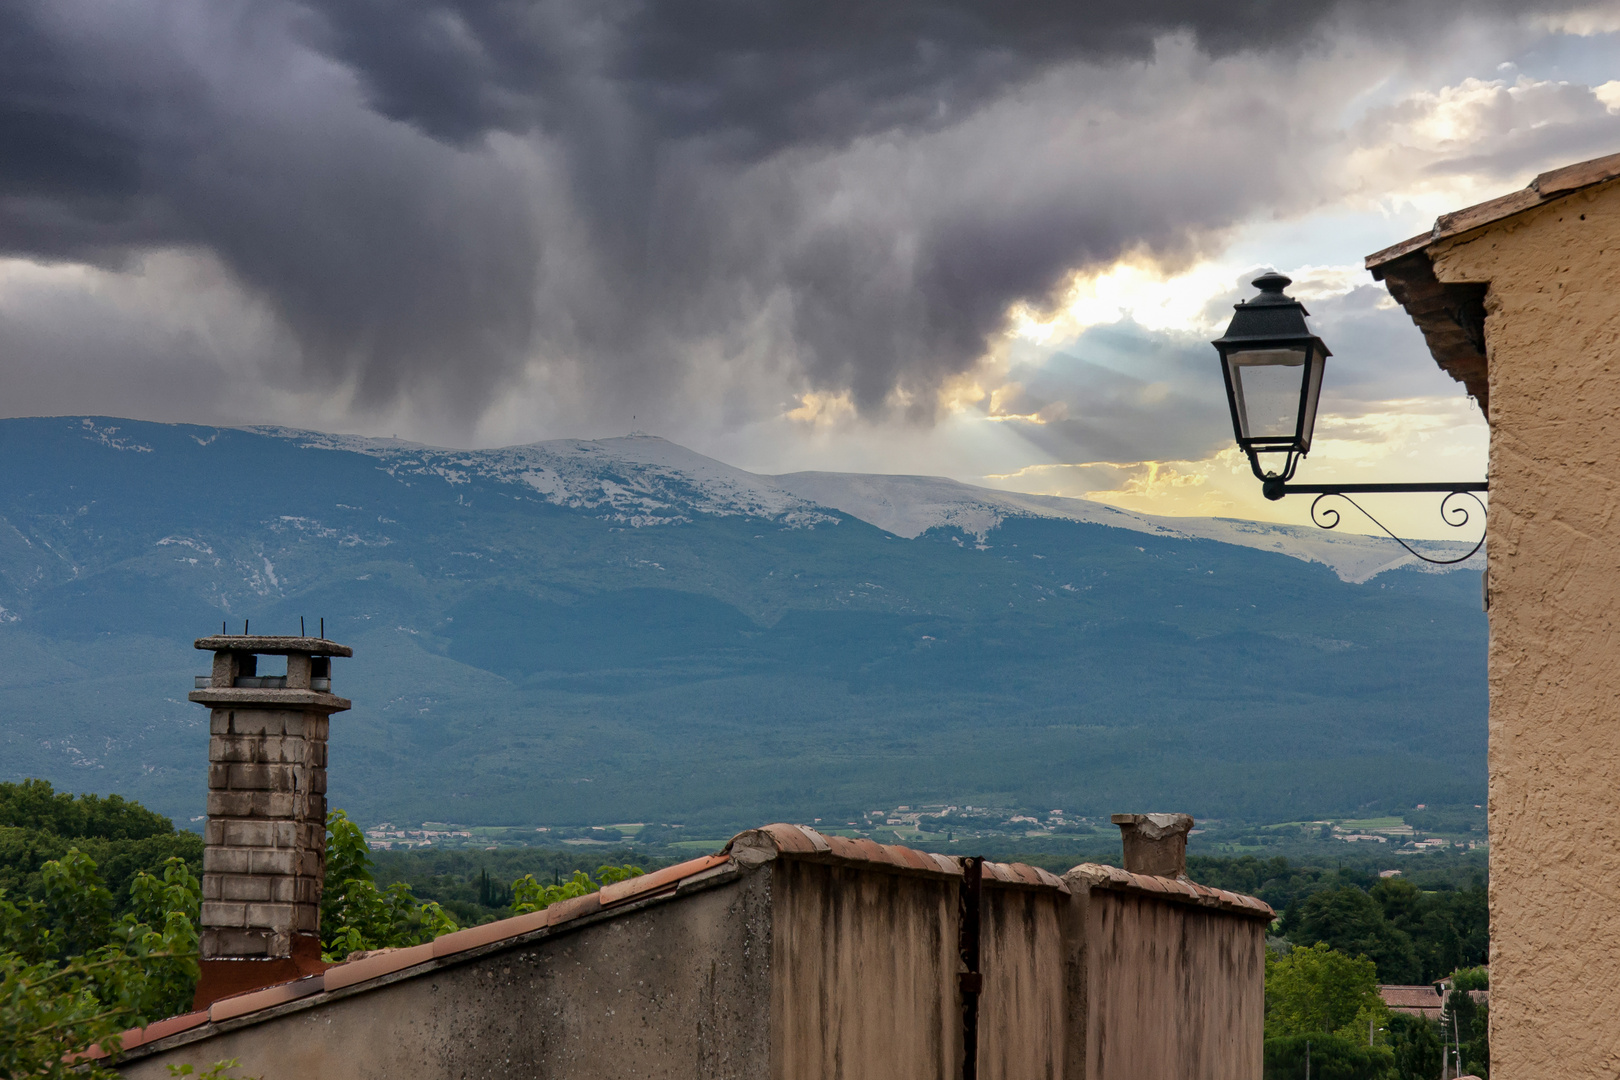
[1258,480,1488,566]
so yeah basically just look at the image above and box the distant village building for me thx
[1368,148,1620,1079]
[1379,984,1445,1022]
[95,635,1274,1079]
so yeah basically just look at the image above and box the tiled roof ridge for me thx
[1063,862,1274,919]
[1366,148,1620,268]
[726,822,1070,892]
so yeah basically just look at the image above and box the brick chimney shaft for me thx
[1111,813,1195,877]
[188,634,352,1008]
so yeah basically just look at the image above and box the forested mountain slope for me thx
[0,418,1485,828]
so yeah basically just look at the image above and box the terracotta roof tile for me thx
[1380,985,1444,1009]
[890,845,938,872]
[760,822,819,853]
[209,974,325,1022]
[102,846,746,1057]
[725,825,1064,892]
[89,1010,211,1058]
[543,891,602,926]
[431,909,551,957]
[847,837,891,862]
[1064,863,1273,920]
[1367,148,1620,270]
[824,834,867,860]
[599,855,729,906]
[324,942,434,992]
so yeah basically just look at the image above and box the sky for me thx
[3,1,1619,538]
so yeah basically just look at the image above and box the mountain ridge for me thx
[0,417,1487,829]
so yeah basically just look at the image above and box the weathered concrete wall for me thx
[122,873,773,1080]
[1074,889,1265,1080]
[770,859,961,1080]
[1428,176,1620,1079]
[978,885,1066,1080]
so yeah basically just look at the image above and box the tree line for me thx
[0,781,640,1077]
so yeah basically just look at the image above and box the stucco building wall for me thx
[977,885,1067,1080]
[116,824,1270,1080]
[1423,174,1620,1078]
[769,858,960,1080]
[122,871,774,1080]
[1063,878,1266,1080]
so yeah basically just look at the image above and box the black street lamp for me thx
[1213,272,1330,490]
[1213,272,1487,565]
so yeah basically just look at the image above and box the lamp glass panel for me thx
[1226,346,1309,442]
[1298,348,1325,453]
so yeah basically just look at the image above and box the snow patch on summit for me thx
[769,472,1481,584]
[250,429,840,529]
[249,427,1479,581]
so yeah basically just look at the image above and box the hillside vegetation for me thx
[0,418,1486,829]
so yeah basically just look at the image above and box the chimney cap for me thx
[194,635,353,658]
[1111,812,1194,838]
[1111,813,1195,877]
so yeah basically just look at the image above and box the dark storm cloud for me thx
[314,0,1549,152]
[0,0,1585,431]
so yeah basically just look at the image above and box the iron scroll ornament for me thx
[1259,479,1488,567]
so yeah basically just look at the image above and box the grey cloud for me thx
[0,0,1591,437]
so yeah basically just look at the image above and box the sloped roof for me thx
[1367,151,1620,269]
[92,823,1270,1063]
[1364,149,1620,418]
[1380,984,1444,1016]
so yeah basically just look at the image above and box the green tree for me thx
[1263,1033,1396,1080]
[1444,966,1489,1078]
[320,811,459,962]
[1387,1012,1443,1080]
[1265,943,1395,1080]
[1266,942,1389,1040]
[1287,886,1421,984]
[0,851,200,1079]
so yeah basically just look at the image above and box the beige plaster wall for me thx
[1429,176,1620,1079]
[120,874,774,1080]
[769,859,961,1080]
[1075,890,1265,1080]
[978,886,1066,1080]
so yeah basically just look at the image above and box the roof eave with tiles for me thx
[1363,149,1620,419]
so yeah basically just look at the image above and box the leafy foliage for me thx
[1443,966,1489,1078]
[0,851,200,1080]
[1264,943,1397,1080]
[0,779,203,916]
[0,779,175,841]
[1266,942,1388,1041]
[1262,1033,1395,1080]
[510,864,643,915]
[1277,873,1487,984]
[320,811,459,962]
[1285,887,1422,984]
[1387,1012,1442,1080]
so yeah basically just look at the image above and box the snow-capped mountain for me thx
[256,427,1477,584]
[0,417,1486,830]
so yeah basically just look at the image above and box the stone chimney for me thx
[189,633,351,1009]
[1111,813,1194,878]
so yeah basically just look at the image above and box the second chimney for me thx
[1111,813,1195,878]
